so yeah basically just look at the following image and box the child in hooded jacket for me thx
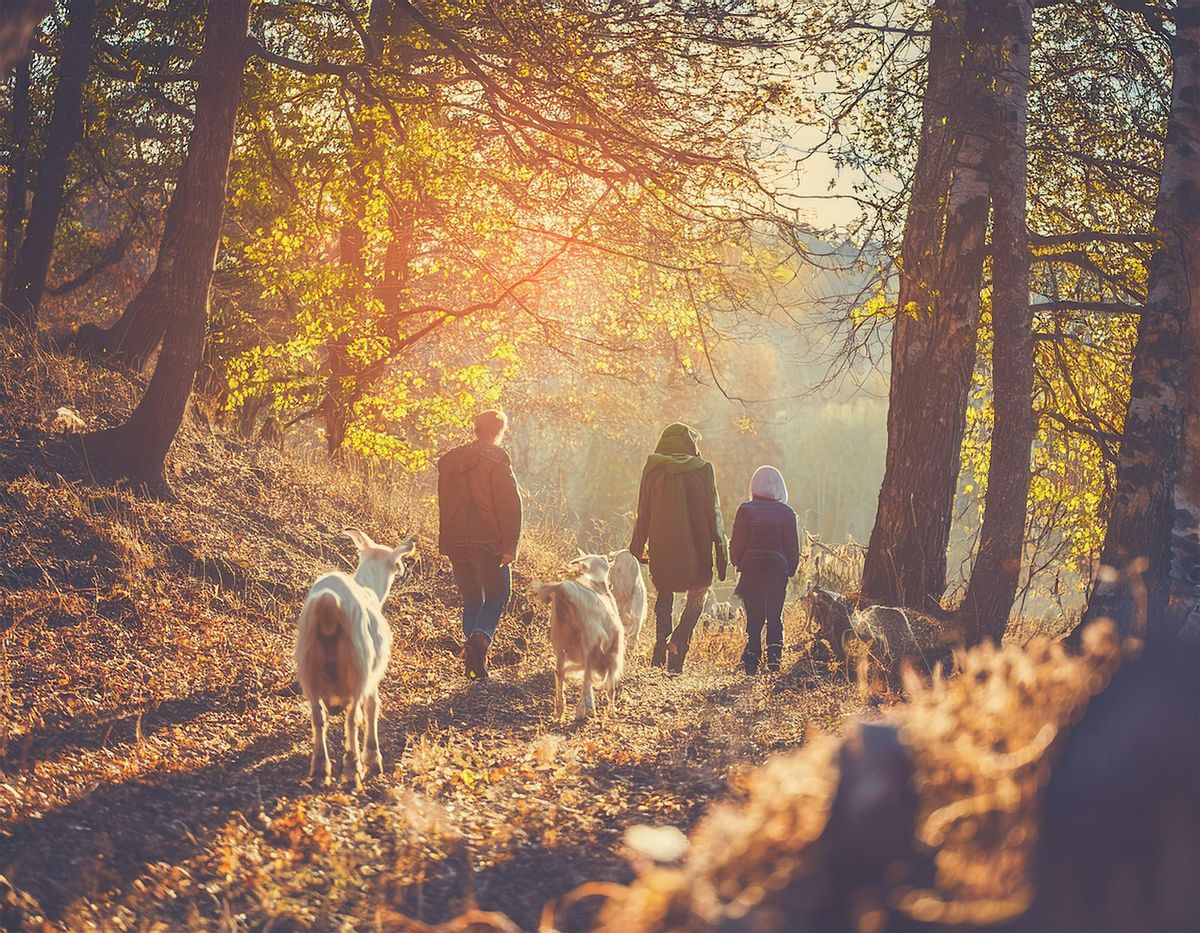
[729,465,800,674]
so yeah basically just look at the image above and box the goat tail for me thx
[313,591,341,637]
[296,588,347,678]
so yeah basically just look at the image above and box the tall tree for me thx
[2,0,96,328]
[70,3,235,368]
[1166,2,1200,645]
[861,0,996,610]
[1081,0,1200,642]
[958,0,1035,645]
[3,52,32,273]
[80,0,250,489]
[1169,286,1200,643]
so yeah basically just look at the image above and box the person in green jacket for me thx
[629,422,728,673]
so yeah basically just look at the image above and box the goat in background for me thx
[608,548,648,651]
[295,528,416,788]
[534,553,626,721]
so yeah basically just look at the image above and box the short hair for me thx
[474,409,508,440]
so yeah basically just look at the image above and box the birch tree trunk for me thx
[79,0,250,490]
[1081,0,1200,642]
[862,0,993,609]
[1170,292,1200,643]
[1,0,95,328]
[1164,1,1200,644]
[959,0,1035,645]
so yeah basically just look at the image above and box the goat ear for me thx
[343,527,374,551]
[391,537,417,560]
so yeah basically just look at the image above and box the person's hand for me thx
[499,552,515,567]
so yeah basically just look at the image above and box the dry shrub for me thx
[595,622,1129,932]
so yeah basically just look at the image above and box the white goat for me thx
[294,528,416,788]
[607,548,647,649]
[533,554,626,721]
[705,599,741,629]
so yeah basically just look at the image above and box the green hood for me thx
[645,422,708,473]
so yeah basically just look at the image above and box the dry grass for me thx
[0,335,869,931]
[595,623,1133,932]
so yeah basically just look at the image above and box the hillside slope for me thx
[0,337,863,931]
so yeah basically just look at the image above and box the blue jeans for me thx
[449,548,511,640]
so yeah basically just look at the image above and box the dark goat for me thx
[802,585,854,661]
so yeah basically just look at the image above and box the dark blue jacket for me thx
[729,498,800,581]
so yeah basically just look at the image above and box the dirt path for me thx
[1,625,862,931]
[0,347,867,930]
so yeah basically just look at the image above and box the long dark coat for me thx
[629,423,727,593]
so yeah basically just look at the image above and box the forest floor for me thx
[0,336,870,932]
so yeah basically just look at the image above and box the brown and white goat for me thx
[294,528,416,788]
[534,554,626,721]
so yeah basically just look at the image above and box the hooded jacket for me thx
[629,423,727,593]
[731,464,800,580]
[437,441,523,558]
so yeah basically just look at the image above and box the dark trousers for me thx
[742,577,787,671]
[448,547,511,641]
[654,587,707,666]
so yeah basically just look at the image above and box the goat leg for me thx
[342,698,363,790]
[577,661,594,722]
[364,693,384,779]
[308,698,331,787]
[554,653,566,719]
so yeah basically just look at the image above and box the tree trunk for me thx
[73,105,194,367]
[1166,4,1200,646]
[958,0,1035,646]
[862,0,993,610]
[1,0,95,328]
[1079,0,1200,643]
[3,53,31,272]
[79,0,250,490]
[319,0,410,457]
[321,335,359,457]
[1169,291,1200,644]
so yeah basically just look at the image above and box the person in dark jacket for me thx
[630,423,727,673]
[437,410,523,680]
[730,465,800,674]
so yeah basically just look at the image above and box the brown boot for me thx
[465,632,491,680]
[651,640,668,668]
[666,640,686,674]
